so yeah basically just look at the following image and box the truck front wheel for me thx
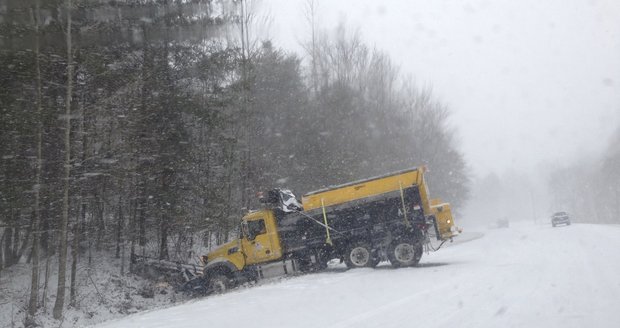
[344,242,378,268]
[207,274,230,294]
[388,240,423,268]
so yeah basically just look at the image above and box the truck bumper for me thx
[439,226,462,240]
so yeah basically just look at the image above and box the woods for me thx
[548,129,620,224]
[0,0,469,325]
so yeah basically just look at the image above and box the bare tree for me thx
[302,0,320,95]
[27,0,43,324]
[53,0,73,319]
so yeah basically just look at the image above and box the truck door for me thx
[241,213,281,265]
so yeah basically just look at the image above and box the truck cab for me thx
[203,209,284,269]
[201,209,287,292]
[239,210,283,265]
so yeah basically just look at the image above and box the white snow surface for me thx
[95,222,620,328]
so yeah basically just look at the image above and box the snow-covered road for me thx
[95,223,620,328]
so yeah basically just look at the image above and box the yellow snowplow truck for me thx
[195,167,460,294]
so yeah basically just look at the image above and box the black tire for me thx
[344,242,377,268]
[388,240,423,268]
[207,274,230,294]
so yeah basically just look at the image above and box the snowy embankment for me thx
[0,253,181,328]
[95,222,620,328]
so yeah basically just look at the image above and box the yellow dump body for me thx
[301,167,432,216]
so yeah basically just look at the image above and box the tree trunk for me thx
[71,57,88,306]
[40,206,50,257]
[129,198,137,273]
[614,184,620,224]
[4,227,13,267]
[159,214,169,260]
[69,203,81,307]
[116,201,122,258]
[95,195,105,250]
[188,234,194,261]
[16,223,31,262]
[120,202,126,275]
[0,231,4,273]
[53,0,73,319]
[12,225,19,263]
[42,252,50,309]
[138,205,145,247]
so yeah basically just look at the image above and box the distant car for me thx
[551,212,571,227]
[496,218,510,228]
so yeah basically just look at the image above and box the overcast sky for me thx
[263,0,620,178]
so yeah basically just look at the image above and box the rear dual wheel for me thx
[344,242,379,268]
[388,240,423,268]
